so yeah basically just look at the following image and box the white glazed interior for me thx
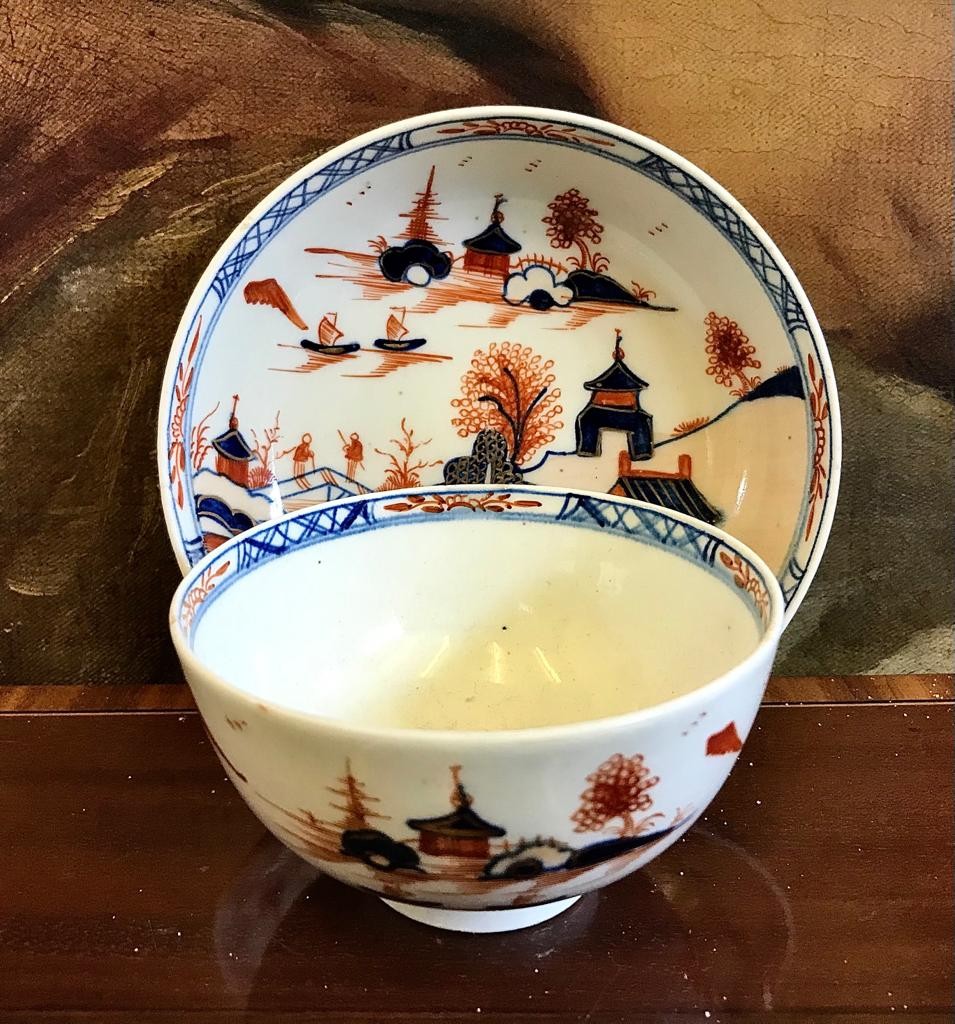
[192,515,762,731]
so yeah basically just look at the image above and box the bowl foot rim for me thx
[381,894,581,933]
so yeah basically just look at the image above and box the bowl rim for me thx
[169,484,785,748]
[155,103,841,625]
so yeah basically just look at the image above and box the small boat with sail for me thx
[373,307,426,352]
[301,312,360,355]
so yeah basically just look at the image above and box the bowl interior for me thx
[180,492,774,731]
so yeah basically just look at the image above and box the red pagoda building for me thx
[407,766,505,859]
[211,394,254,486]
[462,194,521,279]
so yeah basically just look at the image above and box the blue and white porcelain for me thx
[169,486,784,932]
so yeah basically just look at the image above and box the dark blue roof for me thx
[584,359,648,391]
[613,475,721,525]
[407,786,506,838]
[212,428,254,461]
[462,222,521,255]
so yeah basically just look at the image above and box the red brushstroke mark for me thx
[243,278,308,330]
[341,348,452,379]
[706,722,743,756]
[203,725,248,784]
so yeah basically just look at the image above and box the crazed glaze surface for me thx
[158,106,840,623]
[170,488,783,926]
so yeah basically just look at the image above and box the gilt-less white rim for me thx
[169,486,785,749]
[156,105,841,624]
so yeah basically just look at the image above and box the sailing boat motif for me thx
[373,306,427,352]
[301,311,360,355]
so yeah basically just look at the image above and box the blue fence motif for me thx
[234,499,377,573]
[180,492,772,640]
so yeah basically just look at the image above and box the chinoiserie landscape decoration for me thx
[159,108,839,619]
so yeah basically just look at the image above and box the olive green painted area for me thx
[0,1,951,684]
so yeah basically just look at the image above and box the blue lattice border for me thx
[176,489,778,641]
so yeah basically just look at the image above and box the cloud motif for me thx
[503,265,574,310]
[378,240,452,286]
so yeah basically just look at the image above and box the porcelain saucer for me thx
[158,106,840,620]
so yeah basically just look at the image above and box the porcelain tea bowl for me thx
[170,485,784,933]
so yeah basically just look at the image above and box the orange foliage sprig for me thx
[180,560,230,635]
[375,418,442,490]
[719,550,770,623]
[805,353,829,540]
[384,492,542,514]
[168,319,202,509]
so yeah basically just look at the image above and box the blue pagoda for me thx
[575,330,653,460]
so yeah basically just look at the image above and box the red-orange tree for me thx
[450,342,563,465]
[571,753,660,836]
[542,188,607,272]
[704,311,762,396]
[328,759,388,832]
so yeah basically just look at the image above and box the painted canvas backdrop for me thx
[0,0,950,684]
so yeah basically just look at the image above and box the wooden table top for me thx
[1,692,951,1022]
